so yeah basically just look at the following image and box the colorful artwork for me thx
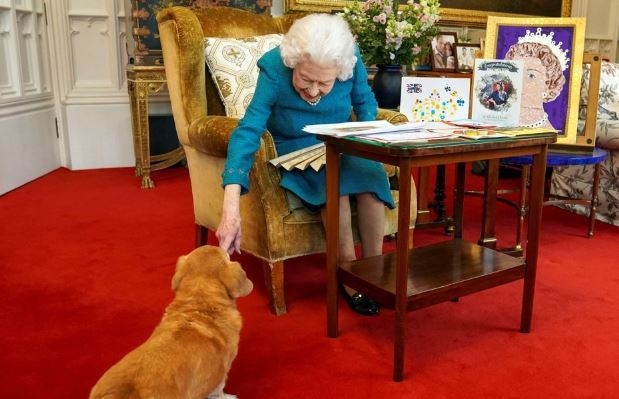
[471,59,524,127]
[484,16,586,144]
[399,77,470,123]
[127,0,272,64]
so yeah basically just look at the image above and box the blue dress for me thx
[221,47,394,211]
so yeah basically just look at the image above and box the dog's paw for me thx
[207,394,238,399]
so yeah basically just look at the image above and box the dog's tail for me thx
[89,383,138,399]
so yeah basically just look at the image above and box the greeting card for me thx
[399,76,471,123]
[471,59,524,127]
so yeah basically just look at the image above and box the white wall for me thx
[0,102,59,194]
[47,0,134,170]
[0,0,59,194]
[572,0,619,61]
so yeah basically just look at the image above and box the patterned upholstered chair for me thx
[157,6,417,315]
[551,61,619,227]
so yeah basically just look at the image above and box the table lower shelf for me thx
[338,239,525,311]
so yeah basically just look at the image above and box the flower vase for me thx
[372,64,403,109]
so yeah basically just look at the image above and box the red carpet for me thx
[1,166,618,398]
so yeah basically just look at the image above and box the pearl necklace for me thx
[522,112,548,128]
[306,96,322,106]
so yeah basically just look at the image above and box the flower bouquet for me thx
[341,0,441,67]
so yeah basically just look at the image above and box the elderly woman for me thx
[216,13,392,316]
[505,41,566,129]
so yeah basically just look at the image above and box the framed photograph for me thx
[436,0,572,28]
[484,16,586,145]
[284,1,572,28]
[430,33,458,72]
[126,0,271,65]
[454,43,480,73]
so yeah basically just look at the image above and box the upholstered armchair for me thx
[157,6,417,315]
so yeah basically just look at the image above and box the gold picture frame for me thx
[285,0,345,13]
[438,0,572,28]
[284,1,572,28]
[484,16,586,146]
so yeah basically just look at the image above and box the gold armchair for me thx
[157,6,417,315]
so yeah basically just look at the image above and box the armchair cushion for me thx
[204,34,283,118]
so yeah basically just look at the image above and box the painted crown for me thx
[517,28,570,71]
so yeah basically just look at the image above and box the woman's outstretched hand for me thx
[216,184,242,255]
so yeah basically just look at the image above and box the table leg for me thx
[479,159,499,248]
[588,162,601,237]
[415,166,454,233]
[453,162,466,239]
[326,144,340,338]
[429,164,447,222]
[521,146,548,333]
[415,167,431,225]
[129,80,155,189]
[394,158,413,382]
[127,81,140,177]
[513,165,530,253]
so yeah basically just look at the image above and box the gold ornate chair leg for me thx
[262,260,287,315]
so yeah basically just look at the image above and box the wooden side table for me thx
[126,65,185,188]
[322,132,556,381]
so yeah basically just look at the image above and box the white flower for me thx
[342,0,441,66]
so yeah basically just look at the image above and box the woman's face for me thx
[514,55,547,106]
[292,60,338,102]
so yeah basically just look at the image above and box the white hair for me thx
[280,13,357,81]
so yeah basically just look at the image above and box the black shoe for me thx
[339,284,379,316]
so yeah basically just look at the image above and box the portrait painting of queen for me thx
[484,17,586,144]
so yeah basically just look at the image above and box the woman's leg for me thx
[321,194,381,316]
[320,195,356,262]
[355,192,385,258]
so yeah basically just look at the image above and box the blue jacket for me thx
[222,46,394,209]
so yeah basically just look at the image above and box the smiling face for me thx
[292,60,338,103]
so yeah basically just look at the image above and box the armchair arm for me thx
[375,108,408,178]
[188,115,279,162]
[188,115,239,157]
[187,114,291,223]
[377,108,408,124]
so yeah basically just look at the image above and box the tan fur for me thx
[89,245,253,399]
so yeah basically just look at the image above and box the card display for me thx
[399,77,471,123]
[471,59,524,127]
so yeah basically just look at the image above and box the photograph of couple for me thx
[430,33,457,71]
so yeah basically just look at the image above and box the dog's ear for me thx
[171,255,188,291]
[220,261,253,299]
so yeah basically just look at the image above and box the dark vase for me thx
[371,64,403,109]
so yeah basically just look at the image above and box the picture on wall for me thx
[430,32,458,72]
[127,0,272,64]
[454,43,480,72]
[484,16,586,145]
[436,0,572,28]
